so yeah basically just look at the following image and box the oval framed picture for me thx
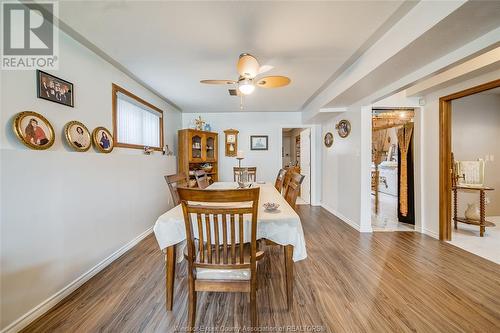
[13,111,55,150]
[324,132,334,147]
[92,127,114,153]
[336,119,351,138]
[64,121,91,152]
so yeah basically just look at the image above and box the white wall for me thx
[320,108,367,230]
[0,29,182,331]
[181,112,302,182]
[452,93,500,216]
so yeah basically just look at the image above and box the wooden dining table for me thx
[153,182,307,310]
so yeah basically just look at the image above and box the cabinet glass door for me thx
[205,134,217,162]
[189,133,203,162]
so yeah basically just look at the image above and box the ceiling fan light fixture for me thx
[238,79,255,95]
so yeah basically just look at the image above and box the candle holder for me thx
[236,152,246,187]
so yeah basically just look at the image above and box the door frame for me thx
[439,78,500,240]
[299,128,312,204]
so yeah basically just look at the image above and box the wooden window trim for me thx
[112,83,164,151]
[439,78,500,241]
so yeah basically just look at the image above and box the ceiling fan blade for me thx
[258,65,274,75]
[256,76,291,88]
[237,53,260,79]
[200,80,236,85]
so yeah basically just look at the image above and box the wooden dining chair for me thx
[282,166,300,195]
[194,170,210,189]
[233,167,257,182]
[164,172,189,206]
[274,168,287,193]
[284,172,305,210]
[177,187,263,328]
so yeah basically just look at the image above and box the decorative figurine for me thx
[195,116,205,131]
[163,144,174,156]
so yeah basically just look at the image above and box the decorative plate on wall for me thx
[64,120,91,152]
[92,127,114,153]
[324,132,334,147]
[336,119,351,138]
[13,111,55,150]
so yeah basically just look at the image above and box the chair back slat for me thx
[234,167,257,182]
[178,187,260,270]
[197,213,205,262]
[284,172,305,211]
[230,214,236,264]
[213,214,220,264]
[194,170,210,189]
[239,214,244,264]
[274,168,287,193]
[222,214,228,264]
[205,214,212,263]
[164,173,189,205]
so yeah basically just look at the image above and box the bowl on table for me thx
[263,202,280,212]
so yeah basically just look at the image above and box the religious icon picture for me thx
[92,126,114,153]
[324,132,334,147]
[13,111,55,150]
[336,119,351,138]
[64,121,91,152]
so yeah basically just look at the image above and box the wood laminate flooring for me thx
[22,206,500,332]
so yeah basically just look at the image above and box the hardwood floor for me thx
[23,206,500,332]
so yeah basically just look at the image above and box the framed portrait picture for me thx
[37,70,74,107]
[13,111,55,150]
[250,135,268,151]
[92,127,114,153]
[64,121,91,152]
[336,119,351,138]
[324,132,334,147]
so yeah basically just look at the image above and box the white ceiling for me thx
[58,1,405,112]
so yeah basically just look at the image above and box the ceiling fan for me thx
[200,53,291,99]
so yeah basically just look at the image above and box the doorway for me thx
[439,79,500,263]
[439,79,500,241]
[371,109,415,231]
[282,128,311,205]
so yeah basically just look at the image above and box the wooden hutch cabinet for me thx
[178,129,218,186]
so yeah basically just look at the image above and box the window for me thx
[112,84,164,150]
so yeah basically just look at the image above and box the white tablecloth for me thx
[153,182,307,262]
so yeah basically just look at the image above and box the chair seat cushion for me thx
[196,267,251,280]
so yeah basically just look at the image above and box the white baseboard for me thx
[321,204,373,232]
[1,227,153,333]
[422,228,439,239]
